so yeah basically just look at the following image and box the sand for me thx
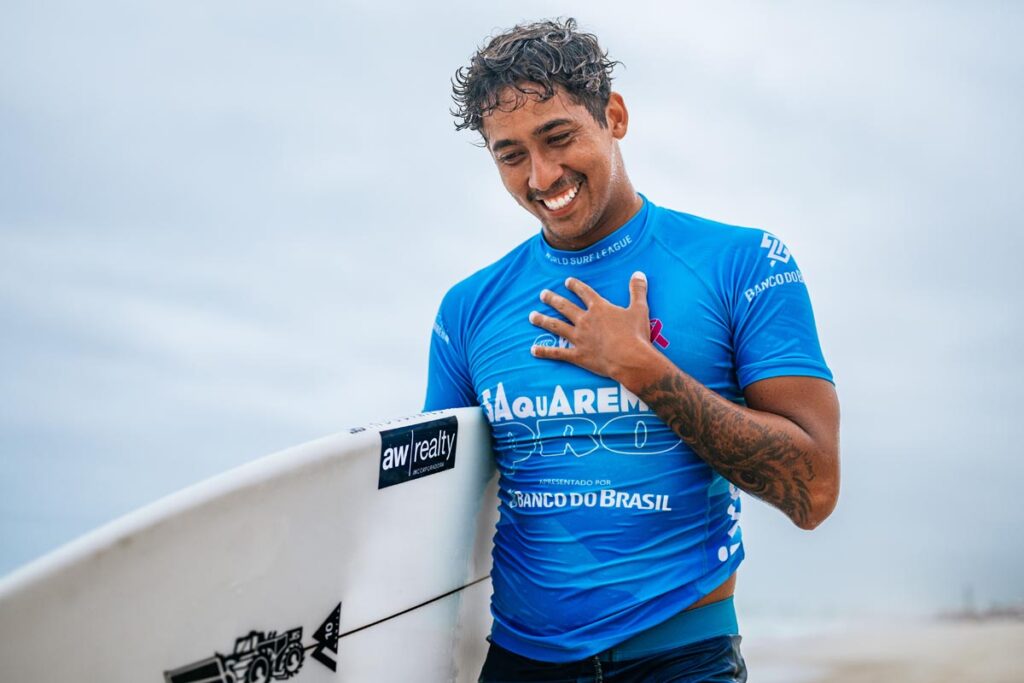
[741,618,1024,683]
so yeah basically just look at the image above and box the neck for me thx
[544,180,644,251]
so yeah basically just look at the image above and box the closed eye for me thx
[498,150,524,164]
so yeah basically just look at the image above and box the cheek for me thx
[499,171,537,210]
[497,165,526,195]
[573,143,610,180]
[582,155,612,195]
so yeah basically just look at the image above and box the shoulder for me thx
[646,201,768,262]
[643,201,781,299]
[643,200,808,314]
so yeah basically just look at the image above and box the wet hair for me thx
[451,18,620,134]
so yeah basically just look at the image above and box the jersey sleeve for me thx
[728,231,833,389]
[423,295,477,411]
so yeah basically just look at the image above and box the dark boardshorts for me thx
[478,598,747,683]
[478,634,747,683]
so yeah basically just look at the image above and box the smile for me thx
[540,181,582,212]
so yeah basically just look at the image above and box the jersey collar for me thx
[533,194,652,271]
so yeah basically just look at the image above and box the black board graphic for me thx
[310,602,341,672]
[378,416,458,489]
[164,603,341,683]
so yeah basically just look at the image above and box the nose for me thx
[528,152,563,194]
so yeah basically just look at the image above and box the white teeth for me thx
[542,183,580,211]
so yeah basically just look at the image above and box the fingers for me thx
[628,271,649,312]
[540,288,585,323]
[565,277,600,307]
[530,343,575,362]
[529,311,574,340]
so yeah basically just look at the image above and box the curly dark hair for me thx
[451,18,620,134]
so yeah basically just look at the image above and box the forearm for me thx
[617,349,837,530]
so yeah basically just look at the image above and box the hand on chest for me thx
[470,268,728,396]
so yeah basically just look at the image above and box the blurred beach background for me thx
[2,2,1022,680]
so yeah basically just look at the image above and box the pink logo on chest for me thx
[649,318,670,349]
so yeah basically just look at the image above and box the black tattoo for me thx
[640,370,818,527]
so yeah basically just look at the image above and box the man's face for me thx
[481,85,632,250]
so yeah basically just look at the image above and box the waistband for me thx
[597,597,739,663]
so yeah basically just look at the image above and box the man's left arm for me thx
[529,272,840,531]
[626,355,839,530]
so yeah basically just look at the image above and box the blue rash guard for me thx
[424,195,833,662]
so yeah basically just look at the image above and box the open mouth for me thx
[538,180,583,213]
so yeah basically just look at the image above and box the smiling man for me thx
[425,18,840,683]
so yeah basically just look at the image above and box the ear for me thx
[606,92,629,139]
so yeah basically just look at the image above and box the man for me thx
[425,18,839,683]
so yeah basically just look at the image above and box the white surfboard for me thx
[0,408,499,682]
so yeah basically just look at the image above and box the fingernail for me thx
[530,346,539,356]
[633,271,647,281]
[528,310,538,322]
[564,277,574,287]
[539,289,550,301]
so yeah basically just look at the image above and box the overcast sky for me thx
[2,1,1021,619]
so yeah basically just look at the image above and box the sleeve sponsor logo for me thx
[432,317,451,344]
[744,269,805,302]
[760,232,791,267]
[378,416,458,489]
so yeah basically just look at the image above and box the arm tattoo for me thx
[640,370,817,527]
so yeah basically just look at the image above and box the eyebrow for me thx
[490,118,575,153]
